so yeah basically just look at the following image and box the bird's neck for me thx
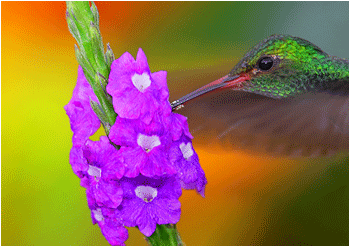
[309,56,349,94]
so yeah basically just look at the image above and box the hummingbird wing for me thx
[175,90,349,157]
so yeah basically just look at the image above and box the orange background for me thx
[2,1,348,245]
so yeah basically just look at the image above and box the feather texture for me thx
[176,90,348,157]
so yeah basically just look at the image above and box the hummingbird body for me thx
[172,35,349,157]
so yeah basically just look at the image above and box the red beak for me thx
[171,73,250,110]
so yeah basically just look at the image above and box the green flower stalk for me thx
[66,1,117,131]
[146,224,183,246]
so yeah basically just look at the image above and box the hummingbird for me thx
[171,34,349,157]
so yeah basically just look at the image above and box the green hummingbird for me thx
[171,34,349,157]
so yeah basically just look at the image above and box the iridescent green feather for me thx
[229,34,349,98]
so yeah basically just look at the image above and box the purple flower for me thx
[98,217,128,246]
[170,135,207,197]
[84,175,123,209]
[165,113,193,141]
[87,192,128,246]
[106,48,170,124]
[109,117,177,178]
[65,66,101,177]
[68,144,88,178]
[118,175,182,237]
[85,178,127,246]
[64,66,100,145]
[65,49,207,245]
[83,136,125,181]
[80,137,124,209]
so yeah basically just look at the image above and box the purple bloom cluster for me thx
[65,48,207,245]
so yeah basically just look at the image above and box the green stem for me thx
[146,224,184,246]
[66,1,117,130]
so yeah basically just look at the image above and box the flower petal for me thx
[136,210,157,237]
[64,66,100,144]
[153,198,181,225]
[93,179,123,209]
[121,146,147,178]
[136,48,151,74]
[119,175,182,237]
[169,135,207,197]
[69,144,89,178]
[99,218,129,246]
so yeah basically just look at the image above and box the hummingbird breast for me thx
[175,90,348,157]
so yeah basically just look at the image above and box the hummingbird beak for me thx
[171,73,250,110]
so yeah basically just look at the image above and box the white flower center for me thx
[179,142,194,160]
[92,208,104,222]
[88,165,101,178]
[137,134,161,153]
[132,72,151,93]
[135,185,158,203]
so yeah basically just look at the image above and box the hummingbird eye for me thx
[257,56,274,71]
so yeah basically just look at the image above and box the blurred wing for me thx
[174,90,349,157]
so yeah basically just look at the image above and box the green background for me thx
[2,1,348,245]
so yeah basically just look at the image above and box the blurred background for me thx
[2,1,348,245]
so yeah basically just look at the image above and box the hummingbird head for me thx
[171,34,348,109]
[227,34,348,98]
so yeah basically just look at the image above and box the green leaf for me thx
[89,21,108,77]
[105,43,115,69]
[66,11,82,44]
[90,99,109,126]
[90,1,99,27]
[97,72,108,89]
[74,44,95,83]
